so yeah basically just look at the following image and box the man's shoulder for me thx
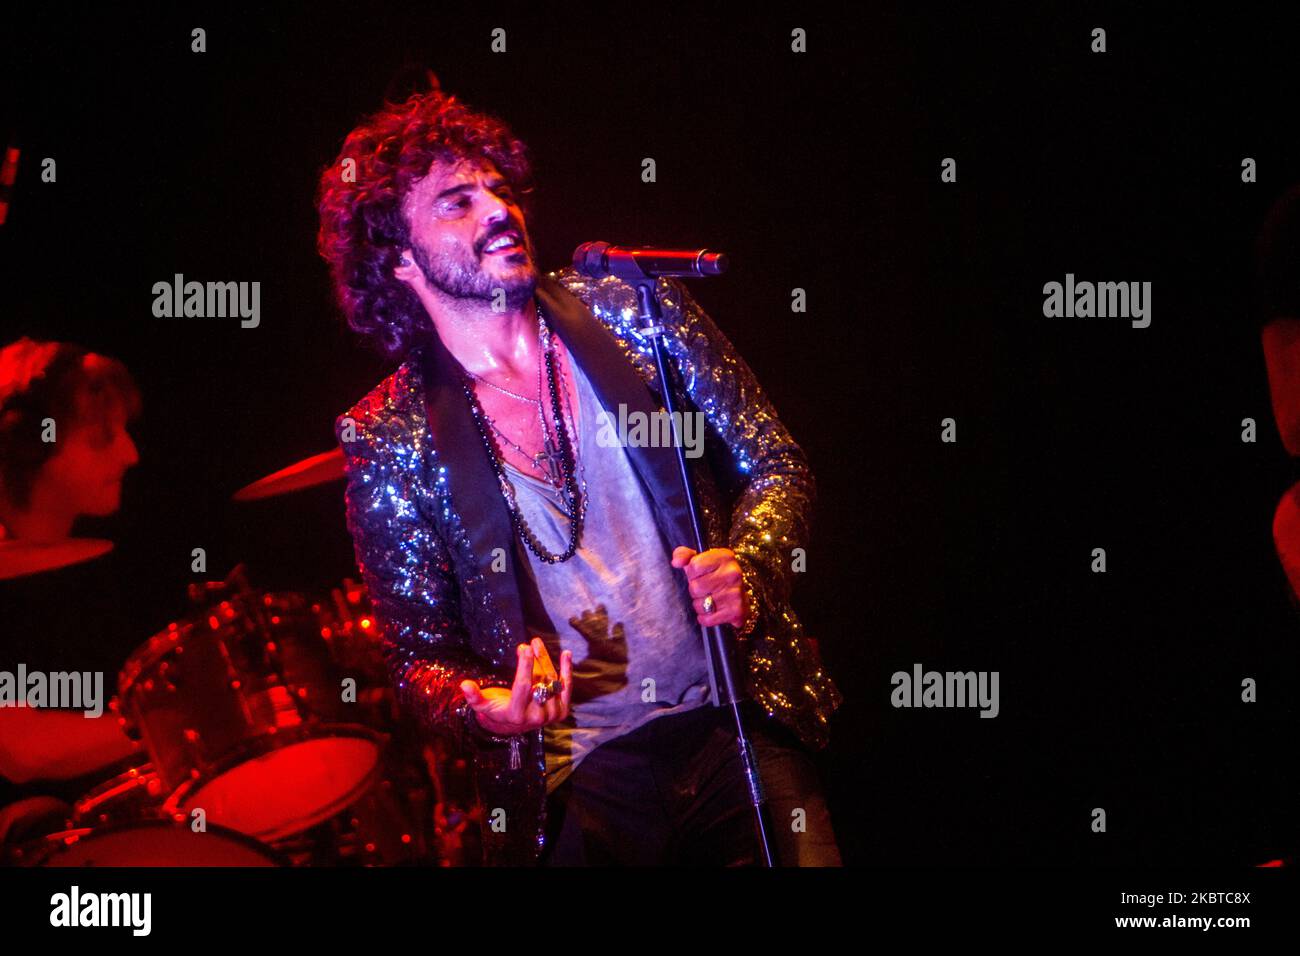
[545,265,688,332]
[335,353,426,445]
[546,264,609,301]
[545,265,633,320]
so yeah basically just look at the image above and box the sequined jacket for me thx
[335,267,842,865]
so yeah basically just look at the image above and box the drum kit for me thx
[3,449,482,867]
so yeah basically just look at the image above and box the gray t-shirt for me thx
[501,351,712,794]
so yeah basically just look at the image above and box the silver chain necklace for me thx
[466,316,586,507]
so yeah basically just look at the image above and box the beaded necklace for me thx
[461,302,586,563]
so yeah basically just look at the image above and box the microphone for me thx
[572,241,728,280]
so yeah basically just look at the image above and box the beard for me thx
[412,230,539,310]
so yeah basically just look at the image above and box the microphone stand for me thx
[631,278,779,867]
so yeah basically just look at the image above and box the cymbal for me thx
[0,538,114,581]
[233,448,346,502]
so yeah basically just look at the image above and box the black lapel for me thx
[418,332,533,660]
[535,273,696,553]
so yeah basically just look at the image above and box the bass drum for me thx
[7,764,283,867]
[39,821,283,867]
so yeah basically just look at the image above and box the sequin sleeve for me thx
[335,373,508,752]
[655,277,817,640]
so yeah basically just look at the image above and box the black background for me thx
[2,4,1298,866]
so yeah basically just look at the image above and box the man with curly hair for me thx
[317,77,842,866]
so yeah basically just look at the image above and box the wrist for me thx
[463,700,523,744]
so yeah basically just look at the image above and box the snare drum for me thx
[118,589,382,843]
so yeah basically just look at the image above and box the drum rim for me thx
[37,818,289,867]
[161,722,387,842]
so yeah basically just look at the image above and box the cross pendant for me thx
[536,434,565,486]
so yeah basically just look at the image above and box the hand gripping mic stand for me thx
[629,277,779,868]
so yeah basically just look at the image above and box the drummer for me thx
[0,337,146,843]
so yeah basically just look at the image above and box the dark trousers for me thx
[539,700,841,866]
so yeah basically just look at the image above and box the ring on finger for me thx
[701,594,715,614]
[532,678,563,706]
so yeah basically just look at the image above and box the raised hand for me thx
[459,638,573,736]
